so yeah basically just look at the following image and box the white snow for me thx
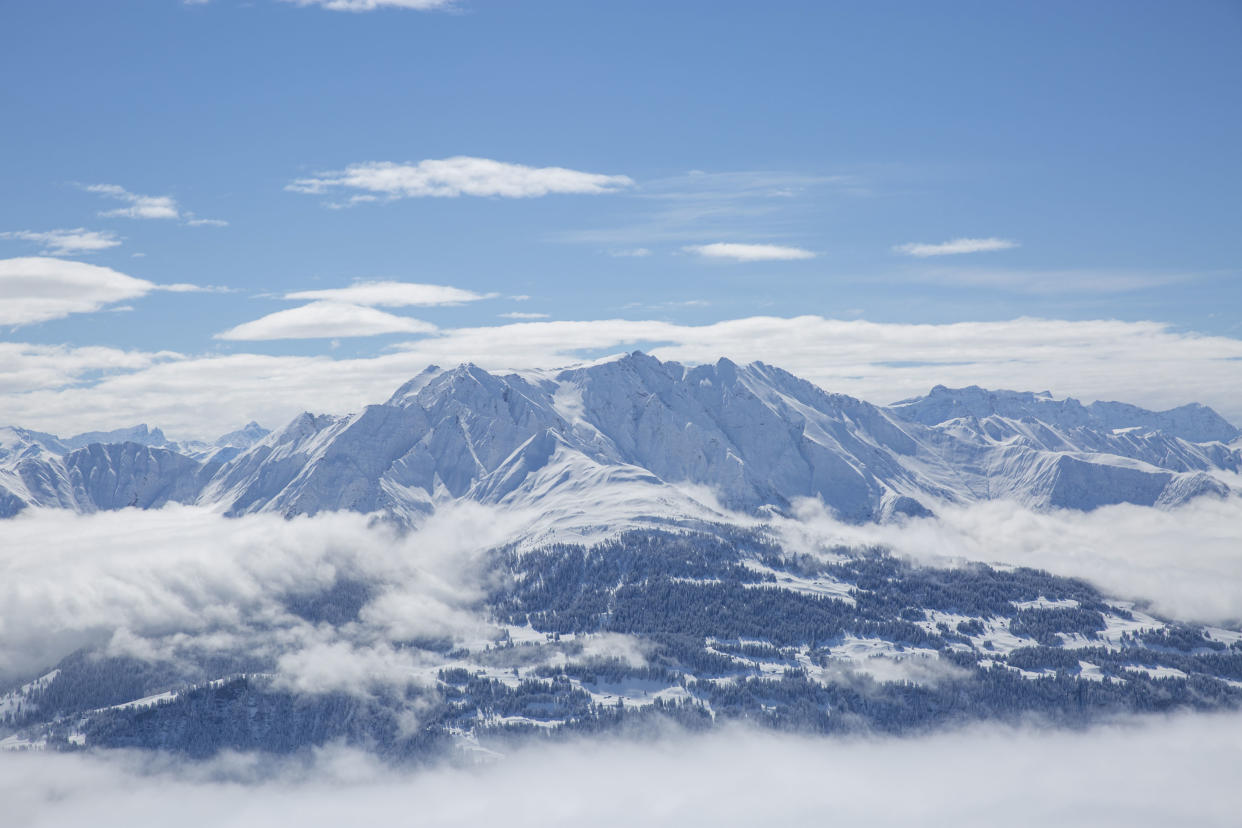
[742,560,857,604]
[0,670,59,719]
[1124,665,1189,680]
[1013,597,1080,610]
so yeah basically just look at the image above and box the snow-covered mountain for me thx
[889,384,1240,445]
[1,353,1237,522]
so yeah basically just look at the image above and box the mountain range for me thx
[4,352,1242,759]
[1,352,1238,523]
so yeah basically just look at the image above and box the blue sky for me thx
[2,0,1241,437]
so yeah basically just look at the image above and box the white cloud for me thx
[84,184,225,226]
[0,503,525,686]
[0,228,122,256]
[894,237,1018,257]
[685,242,815,261]
[273,639,437,696]
[0,257,214,327]
[160,282,224,293]
[3,316,1242,440]
[85,184,181,220]
[285,280,497,307]
[3,714,1242,827]
[498,312,549,319]
[287,156,634,202]
[282,0,453,10]
[0,342,181,395]
[0,257,155,325]
[215,302,438,341]
[608,248,652,258]
[777,496,1242,625]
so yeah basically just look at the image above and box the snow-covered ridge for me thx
[890,384,1241,444]
[0,353,1237,522]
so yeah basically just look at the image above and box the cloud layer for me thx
[4,714,1241,827]
[1,498,1239,825]
[776,495,1242,625]
[4,315,1242,438]
[287,156,634,203]
[0,504,526,685]
[282,0,452,10]
[1,484,1238,693]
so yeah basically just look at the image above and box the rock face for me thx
[63,443,206,511]
[1,353,1238,521]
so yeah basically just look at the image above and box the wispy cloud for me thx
[83,183,227,226]
[0,257,207,326]
[85,184,181,220]
[281,0,454,11]
[499,312,549,319]
[561,169,858,247]
[905,266,1195,294]
[607,248,652,258]
[215,302,437,341]
[685,242,815,262]
[287,157,634,204]
[0,228,121,256]
[286,280,497,307]
[620,299,710,311]
[162,282,228,293]
[3,713,1241,826]
[894,237,1018,257]
[645,169,855,201]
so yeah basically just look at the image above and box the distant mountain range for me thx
[1,352,1238,522]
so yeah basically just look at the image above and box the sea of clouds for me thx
[2,495,1241,825]
[3,494,1241,688]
